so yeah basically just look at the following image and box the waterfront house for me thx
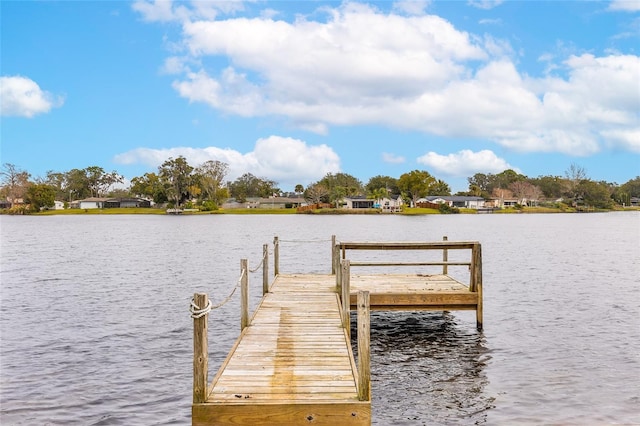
[222,196,306,209]
[104,198,151,208]
[419,195,486,209]
[75,197,109,209]
[343,196,375,209]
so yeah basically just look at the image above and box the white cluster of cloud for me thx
[114,135,340,187]
[0,76,64,118]
[130,0,639,181]
[608,0,640,12]
[417,149,517,177]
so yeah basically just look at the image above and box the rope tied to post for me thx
[189,269,247,318]
[190,298,212,319]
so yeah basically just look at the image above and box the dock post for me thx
[472,243,483,331]
[357,290,370,402]
[241,259,249,330]
[273,236,279,276]
[192,293,209,404]
[331,235,337,274]
[262,244,269,295]
[336,251,342,294]
[341,259,351,338]
[442,236,448,274]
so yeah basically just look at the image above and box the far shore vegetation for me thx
[1,160,639,215]
[27,204,638,216]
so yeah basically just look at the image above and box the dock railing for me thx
[334,237,483,330]
[334,237,482,292]
[191,246,271,404]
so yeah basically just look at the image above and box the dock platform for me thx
[191,237,482,425]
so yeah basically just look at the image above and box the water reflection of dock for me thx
[191,236,483,425]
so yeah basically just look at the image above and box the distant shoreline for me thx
[9,206,637,216]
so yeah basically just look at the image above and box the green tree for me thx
[431,179,451,196]
[196,160,229,205]
[365,175,399,197]
[329,186,346,208]
[294,184,304,194]
[43,171,69,201]
[130,172,167,204]
[530,175,566,199]
[398,170,436,206]
[24,183,56,211]
[614,176,640,206]
[159,156,194,207]
[314,173,363,199]
[564,163,589,202]
[467,184,483,197]
[467,173,492,197]
[303,183,329,204]
[577,180,613,209]
[65,168,91,200]
[229,173,279,202]
[84,166,123,197]
[620,176,640,197]
[494,169,526,190]
[368,187,388,206]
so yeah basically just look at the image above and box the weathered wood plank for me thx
[193,401,371,426]
[209,391,360,400]
[350,292,478,307]
[339,241,478,250]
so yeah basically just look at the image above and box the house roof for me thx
[424,195,484,201]
[78,197,110,202]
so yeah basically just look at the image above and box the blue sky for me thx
[1,0,639,193]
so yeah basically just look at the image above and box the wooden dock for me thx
[191,236,482,425]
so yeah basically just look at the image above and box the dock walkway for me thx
[192,274,371,426]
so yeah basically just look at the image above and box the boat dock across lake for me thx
[190,236,483,426]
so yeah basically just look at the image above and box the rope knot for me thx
[190,298,212,319]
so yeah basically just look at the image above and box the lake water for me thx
[1,212,639,425]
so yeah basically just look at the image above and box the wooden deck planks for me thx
[194,274,370,426]
[348,273,478,310]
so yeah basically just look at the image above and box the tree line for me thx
[1,158,638,213]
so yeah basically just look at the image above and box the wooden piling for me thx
[335,244,342,293]
[357,290,370,402]
[262,244,269,295]
[442,236,448,274]
[341,259,351,338]
[331,235,337,274]
[192,293,209,404]
[273,236,279,276]
[240,259,249,331]
[472,243,483,331]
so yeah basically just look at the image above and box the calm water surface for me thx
[1,213,639,425]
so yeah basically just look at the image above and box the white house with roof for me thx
[72,197,109,209]
[418,196,486,209]
[343,196,375,209]
[376,195,403,212]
